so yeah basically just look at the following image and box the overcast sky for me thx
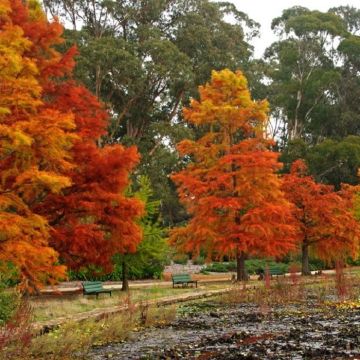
[228,0,360,57]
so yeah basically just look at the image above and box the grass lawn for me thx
[30,282,230,323]
[30,266,360,323]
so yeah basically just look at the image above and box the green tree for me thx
[42,0,260,226]
[119,176,169,291]
[329,7,360,138]
[307,136,360,189]
[281,136,360,190]
[265,7,347,145]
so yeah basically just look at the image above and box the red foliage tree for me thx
[38,82,144,275]
[1,0,143,290]
[282,160,360,275]
[170,70,298,280]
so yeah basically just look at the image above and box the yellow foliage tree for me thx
[0,0,76,291]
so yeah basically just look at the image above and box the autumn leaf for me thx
[170,69,299,280]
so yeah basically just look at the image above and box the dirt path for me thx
[39,275,232,295]
[39,269,340,295]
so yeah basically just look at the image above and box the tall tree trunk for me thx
[95,65,101,99]
[236,251,248,281]
[301,242,311,276]
[122,261,129,291]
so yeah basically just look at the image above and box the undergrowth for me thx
[0,294,176,360]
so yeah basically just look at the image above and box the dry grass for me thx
[31,284,222,323]
[218,269,360,312]
[29,303,177,359]
[1,297,177,360]
[0,300,33,360]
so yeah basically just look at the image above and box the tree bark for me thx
[236,251,248,281]
[301,242,311,276]
[95,64,102,99]
[122,261,129,291]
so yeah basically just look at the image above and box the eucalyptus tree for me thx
[43,0,259,225]
[265,7,348,145]
[327,6,360,139]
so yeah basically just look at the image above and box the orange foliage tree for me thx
[0,0,75,290]
[0,0,143,290]
[282,160,360,275]
[170,69,298,280]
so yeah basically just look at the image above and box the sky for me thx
[229,0,360,57]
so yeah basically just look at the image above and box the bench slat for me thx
[82,281,112,297]
[171,273,197,288]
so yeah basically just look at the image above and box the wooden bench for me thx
[172,273,198,288]
[82,281,112,298]
[268,266,285,277]
[257,266,285,280]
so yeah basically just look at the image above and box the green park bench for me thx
[268,266,285,277]
[82,281,112,298]
[257,266,286,280]
[172,273,198,288]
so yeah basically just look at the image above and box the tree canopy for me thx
[0,0,143,291]
[282,160,360,275]
[170,69,298,280]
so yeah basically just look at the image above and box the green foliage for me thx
[201,262,236,273]
[266,6,350,145]
[68,265,106,281]
[307,136,360,188]
[127,176,169,279]
[280,139,308,173]
[0,261,19,287]
[347,257,360,266]
[172,254,189,265]
[0,262,20,325]
[68,176,169,281]
[245,260,287,275]
[0,290,20,326]
[44,0,261,226]
[281,136,360,190]
[201,258,326,275]
[118,176,169,280]
[192,256,205,266]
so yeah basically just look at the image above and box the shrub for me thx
[0,290,20,326]
[308,257,326,271]
[0,262,21,325]
[347,257,360,266]
[172,254,189,265]
[0,262,19,288]
[202,262,234,272]
[201,259,292,274]
[192,256,205,265]
[0,300,33,360]
[198,258,326,275]
[245,259,288,275]
[68,241,169,281]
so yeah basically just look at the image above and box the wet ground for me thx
[91,299,360,359]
